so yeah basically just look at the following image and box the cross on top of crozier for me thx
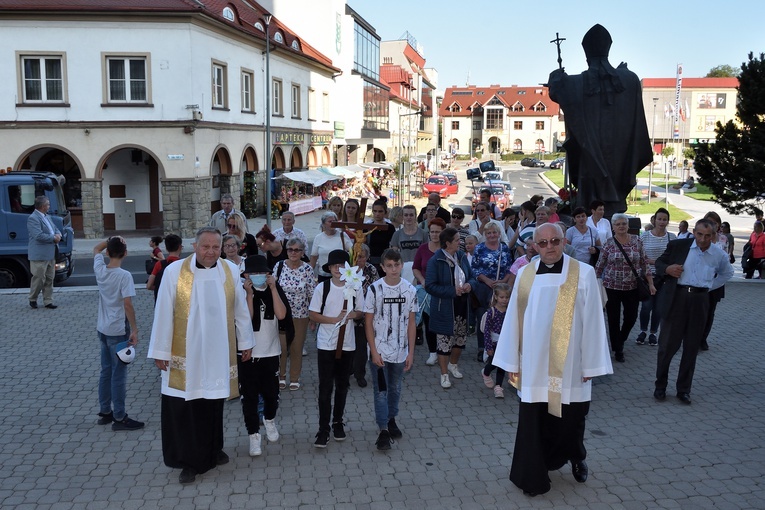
[329,197,391,264]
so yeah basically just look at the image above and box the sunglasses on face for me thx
[535,238,562,248]
[227,224,238,228]
[452,214,463,219]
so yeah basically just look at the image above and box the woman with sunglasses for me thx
[273,238,315,391]
[450,207,470,251]
[255,227,287,270]
[595,213,655,363]
[226,215,258,257]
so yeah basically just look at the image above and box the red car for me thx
[471,185,510,212]
[423,175,458,198]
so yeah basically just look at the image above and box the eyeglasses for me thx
[286,248,303,253]
[223,243,238,249]
[535,238,562,248]
[451,214,464,219]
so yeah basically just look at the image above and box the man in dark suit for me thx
[27,196,61,309]
[653,219,733,404]
[416,193,451,224]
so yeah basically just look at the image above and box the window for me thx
[291,40,300,51]
[291,84,301,118]
[535,121,545,130]
[274,31,284,44]
[451,121,460,130]
[212,62,227,108]
[20,55,65,103]
[531,101,547,112]
[473,120,482,130]
[362,81,388,131]
[308,88,317,120]
[511,101,524,112]
[486,109,503,130]
[272,78,283,116]
[105,55,148,103]
[514,121,523,130]
[513,139,522,150]
[241,70,254,112]
[353,20,381,81]
[322,92,329,122]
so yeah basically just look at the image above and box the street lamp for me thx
[264,14,272,226]
[648,97,658,203]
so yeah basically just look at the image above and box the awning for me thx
[275,169,335,186]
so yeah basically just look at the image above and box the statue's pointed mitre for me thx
[582,24,612,59]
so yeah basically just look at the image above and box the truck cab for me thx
[0,171,75,287]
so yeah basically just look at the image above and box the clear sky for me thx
[349,0,762,91]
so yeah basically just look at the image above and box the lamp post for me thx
[648,97,658,203]
[264,14,272,226]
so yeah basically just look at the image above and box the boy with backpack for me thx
[93,236,144,431]
[363,249,418,450]
[308,249,364,448]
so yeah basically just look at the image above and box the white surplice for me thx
[493,255,613,404]
[148,255,255,401]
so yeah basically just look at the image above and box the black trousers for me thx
[655,289,709,394]
[352,323,368,381]
[238,355,280,435]
[510,401,590,495]
[161,395,224,474]
[604,288,639,354]
[317,349,354,432]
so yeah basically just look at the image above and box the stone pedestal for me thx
[80,180,103,239]
[162,178,212,238]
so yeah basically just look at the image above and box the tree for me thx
[695,52,765,214]
[661,146,674,158]
[706,64,740,78]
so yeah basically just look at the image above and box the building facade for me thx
[0,0,338,238]
[641,77,739,155]
[439,85,564,157]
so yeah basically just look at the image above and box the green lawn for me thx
[685,184,716,202]
[636,169,669,179]
[543,169,691,221]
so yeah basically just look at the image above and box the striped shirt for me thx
[640,230,676,275]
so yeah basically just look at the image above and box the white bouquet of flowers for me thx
[332,262,363,333]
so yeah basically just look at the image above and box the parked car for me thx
[439,172,459,187]
[549,157,566,169]
[471,184,510,212]
[481,171,502,182]
[512,150,524,155]
[482,179,515,205]
[521,157,546,168]
[423,175,458,198]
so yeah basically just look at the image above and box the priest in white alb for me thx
[148,227,255,485]
[493,223,613,496]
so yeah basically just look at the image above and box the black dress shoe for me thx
[216,450,229,465]
[699,343,709,351]
[29,301,38,309]
[614,352,625,363]
[356,377,367,388]
[677,393,692,404]
[45,304,58,309]
[179,468,197,484]
[571,460,588,483]
[654,389,666,401]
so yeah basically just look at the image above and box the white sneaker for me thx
[447,363,463,379]
[264,419,280,442]
[302,347,308,356]
[249,433,262,456]
[426,353,438,365]
[493,385,505,399]
[440,374,452,389]
[482,371,494,388]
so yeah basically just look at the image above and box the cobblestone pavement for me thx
[1,282,763,509]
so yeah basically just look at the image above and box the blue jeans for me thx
[368,360,405,430]
[98,327,129,421]
[638,292,661,333]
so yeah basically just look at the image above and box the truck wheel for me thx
[0,265,27,289]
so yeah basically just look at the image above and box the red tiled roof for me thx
[439,85,560,117]
[0,0,338,71]
[380,64,411,86]
[642,77,739,88]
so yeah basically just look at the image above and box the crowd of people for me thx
[93,189,751,492]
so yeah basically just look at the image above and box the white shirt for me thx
[363,279,418,363]
[493,257,613,404]
[311,231,352,277]
[309,280,363,351]
[467,218,509,244]
[148,256,255,400]
[587,216,612,246]
[94,254,135,336]
[251,304,281,358]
